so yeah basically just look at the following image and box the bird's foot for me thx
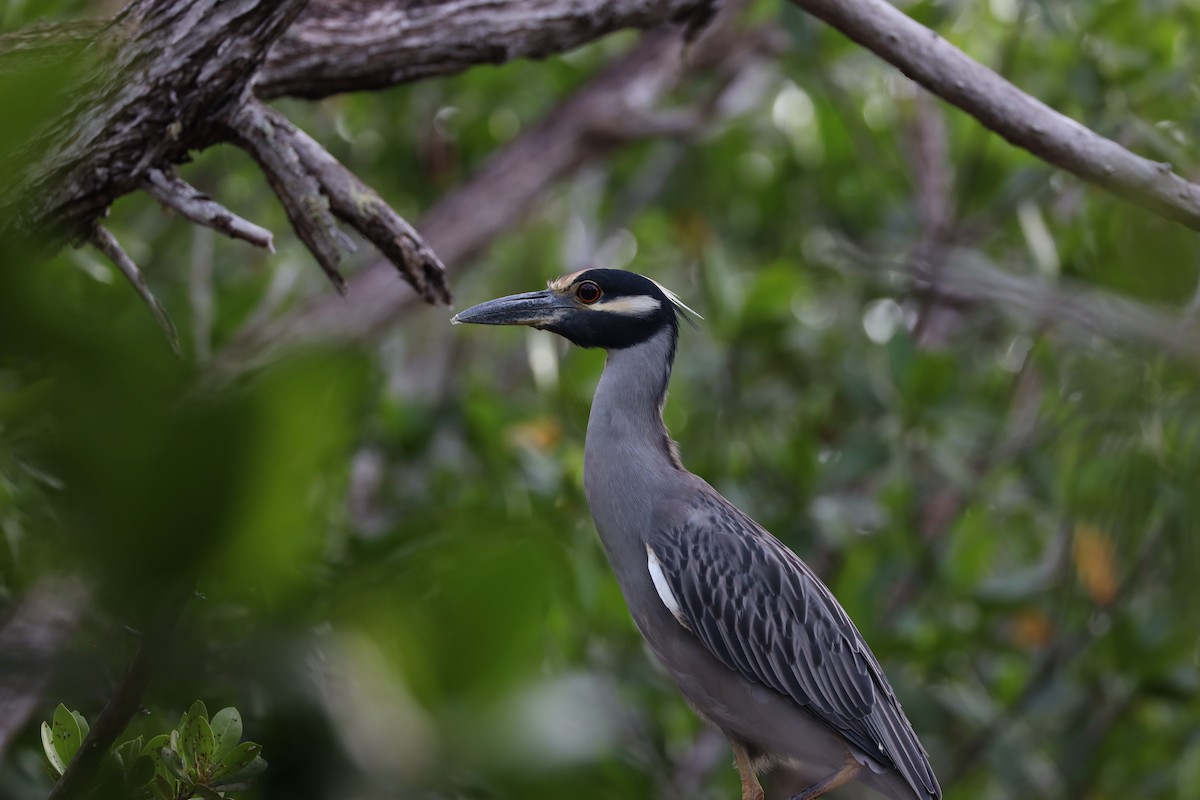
[732,741,766,800]
[787,757,862,800]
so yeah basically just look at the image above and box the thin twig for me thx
[89,222,181,357]
[789,0,1200,232]
[143,168,275,252]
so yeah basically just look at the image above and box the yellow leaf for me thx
[1010,608,1054,650]
[1073,524,1118,606]
[506,418,562,453]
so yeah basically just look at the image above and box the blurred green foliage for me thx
[2,1,1200,800]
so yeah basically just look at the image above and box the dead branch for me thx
[90,223,181,356]
[257,0,715,100]
[217,13,780,373]
[0,0,307,252]
[0,0,452,345]
[225,99,354,295]
[274,107,452,304]
[143,169,274,252]
[789,0,1200,233]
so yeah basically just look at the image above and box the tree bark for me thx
[258,0,715,99]
[0,0,307,253]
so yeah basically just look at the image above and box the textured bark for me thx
[258,0,713,99]
[0,0,307,252]
[0,0,710,313]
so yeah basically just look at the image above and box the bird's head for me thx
[451,268,699,349]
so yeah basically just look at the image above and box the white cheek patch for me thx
[599,295,661,316]
[646,544,690,629]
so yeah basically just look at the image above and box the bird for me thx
[452,268,940,800]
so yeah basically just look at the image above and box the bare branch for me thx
[218,14,774,373]
[837,242,1200,366]
[143,169,275,252]
[225,99,351,295]
[89,223,181,357]
[0,0,308,252]
[789,0,1200,233]
[274,108,452,305]
[258,0,715,100]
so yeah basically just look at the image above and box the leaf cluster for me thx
[41,702,265,800]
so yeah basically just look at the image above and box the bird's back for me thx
[645,480,940,800]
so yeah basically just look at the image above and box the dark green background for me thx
[2,1,1198,798]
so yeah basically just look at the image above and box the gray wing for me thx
[649,492,940,800]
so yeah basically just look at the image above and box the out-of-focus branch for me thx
[217,14,782,374]
[836,242,1200,367]
[90,222,181,356]
[0,577,89,758]
[257,0,716,100]
[46,587,191,800]
[789,0,1200,233]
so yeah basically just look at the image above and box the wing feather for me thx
[649,492,940,799]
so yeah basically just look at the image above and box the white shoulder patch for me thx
[646,544,690,629]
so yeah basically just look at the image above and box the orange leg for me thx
[787,757,863,800]
[732,741,765,800]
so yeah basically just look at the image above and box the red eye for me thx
[576,281,602,304]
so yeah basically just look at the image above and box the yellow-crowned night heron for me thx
[452,269,940,800]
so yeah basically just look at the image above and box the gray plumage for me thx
[453,269,940,800]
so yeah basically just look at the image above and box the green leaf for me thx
[141,733,170,779]
[128,755,156,789]
[70,710,90,742]
[41,721,66,777]
[192,785,225,800]
[180,708,216,779]
[209,754,266,789]
[51,704,83,765]
[209,707,243,761]
[209,741,262,782]
[160,744,190,784]
[149,774,177,800]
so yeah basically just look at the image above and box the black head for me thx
[451,268,699,350]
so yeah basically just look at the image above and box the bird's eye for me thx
[576,281,602,304]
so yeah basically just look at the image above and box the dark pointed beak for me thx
[450,290,567,327]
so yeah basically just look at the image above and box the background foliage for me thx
[2,1,1199,799]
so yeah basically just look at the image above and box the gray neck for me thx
[583,327,682,573]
